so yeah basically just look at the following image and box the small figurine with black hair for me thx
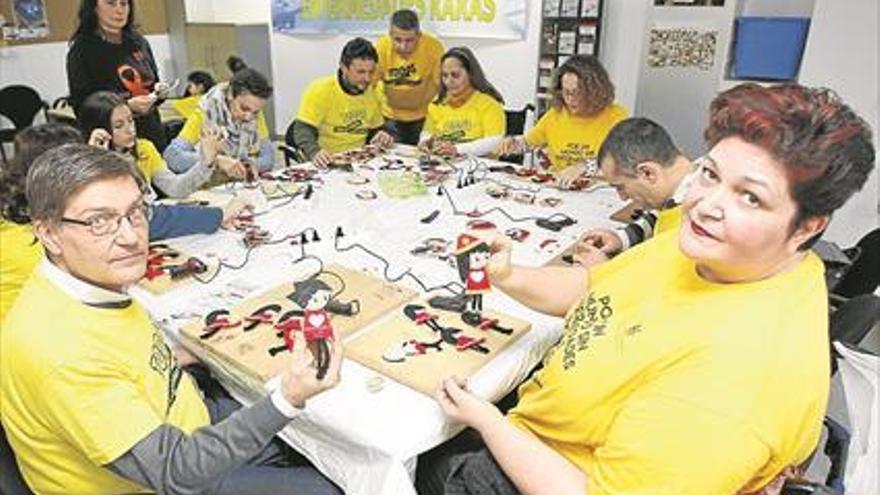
[454,233,491,316]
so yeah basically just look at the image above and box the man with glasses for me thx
[573,118,695,266]
[0,144,343,494]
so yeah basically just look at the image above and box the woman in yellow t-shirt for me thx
[419,47,505,157]
[0,124,82,323]
[497,55,628,185]
[170,70,216,120]
[78,91,219,198]
[419,84,875,495]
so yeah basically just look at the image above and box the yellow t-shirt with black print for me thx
[525,103,628,172]
[508,230,829,495]
[0,221,41,323]
[297,75,385,154]
[424,91,505,143]
[375,32,444,122]
[0,270,210,494]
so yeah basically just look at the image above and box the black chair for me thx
[0,85,48,164]
[279,120,307,167]
[781,294,880,495]
[833,229,880,302]
[504,103,535,136]
[0,424,34,495]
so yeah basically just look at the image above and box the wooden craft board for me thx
[345,302,531,396]
[179,264,417,382]
[137,243,203,295]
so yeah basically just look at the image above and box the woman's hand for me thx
[495,136,524,156]
[216,155,248,180]
[370,130,395,148]
[220,198,254,229]
[128,94,157,115]
[200,127,223,166]
[88,129,112,150]
[433,140,458,157]
[435,376,504,432]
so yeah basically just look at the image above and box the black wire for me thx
[440,184,576,225]
[333,234,463,295]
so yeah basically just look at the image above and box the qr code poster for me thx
[647,27,718,71]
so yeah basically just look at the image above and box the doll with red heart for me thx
[454,233,492,317]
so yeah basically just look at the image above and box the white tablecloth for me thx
[134,150,624,495]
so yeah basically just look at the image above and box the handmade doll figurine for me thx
[271,277,359,379]
[455,233,492,316]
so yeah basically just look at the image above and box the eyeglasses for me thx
[61,201,153,237]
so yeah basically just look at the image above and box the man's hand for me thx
[216,155,248,180]
[571,244,609,267]
[280,331,343,407]
[435,376,504,433]
[370,130,395,148]
[579,228,622,255]
[220,198,254,229]
[128,94,157,115]
[555,163,587,189]
[88,128,112,150]
[495,136,524,156]
[312,150,333,168]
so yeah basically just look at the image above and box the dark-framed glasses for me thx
[61,201,153,237]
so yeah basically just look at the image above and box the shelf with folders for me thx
[535,0,605,116]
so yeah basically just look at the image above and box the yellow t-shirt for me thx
[655,205,683,237]
[508,230,829,495]
[0,221,41,324]
[375,32,444,122]
[525,103,628,172]
[170,95,202,120]
[177,105,270,148]
[136,138,167,182]
[296,75,385,154]
[424,91,505,143]
[0,270,211,494]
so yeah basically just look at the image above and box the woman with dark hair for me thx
[419,83,874,495]
[497,55,628,186]
[171,70,217,120]
[79,91,218,198]
[67,0,170,151]
[0,123,251,322]
[164,57,275,178]
[418,46,505,157]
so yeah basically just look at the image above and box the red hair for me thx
[705,83,874,222]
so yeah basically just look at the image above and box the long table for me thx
[133,148,625,494]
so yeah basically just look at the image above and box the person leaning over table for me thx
[67,0,171,151]
[416,82,875,495]
[292,37,396,168]
[374,8,445,145]
[418,46,506,158]
[0,144,344,495]
[496,55,628,188]
[164,57,275,180]
[572,117,696,267]
[170,69,217,120]
[0,124,251,324]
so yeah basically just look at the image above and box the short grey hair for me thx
[26,143,147,223]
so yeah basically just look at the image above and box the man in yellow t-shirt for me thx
[293,38,394,167]
[573,118,696,266]
[1,144,343,494]
[374,9,444,145]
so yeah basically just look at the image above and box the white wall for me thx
[0,34,176,105]
[185,0,270,25]
[268,0,642,134]
[799,0,879,246]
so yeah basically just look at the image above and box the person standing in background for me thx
[67,0,170,151]
[374,9,445,145]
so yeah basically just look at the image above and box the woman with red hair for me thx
[419,83,874,495]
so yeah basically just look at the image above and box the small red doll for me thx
[455,233,492,316]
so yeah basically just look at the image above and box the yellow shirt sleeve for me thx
[257,112,269,139]
[176,106,205,145]
[524,108,551,146]
[479,94,505,137]
[296,80,328,128]
[136,139,167,182]
[424,103,438,135]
